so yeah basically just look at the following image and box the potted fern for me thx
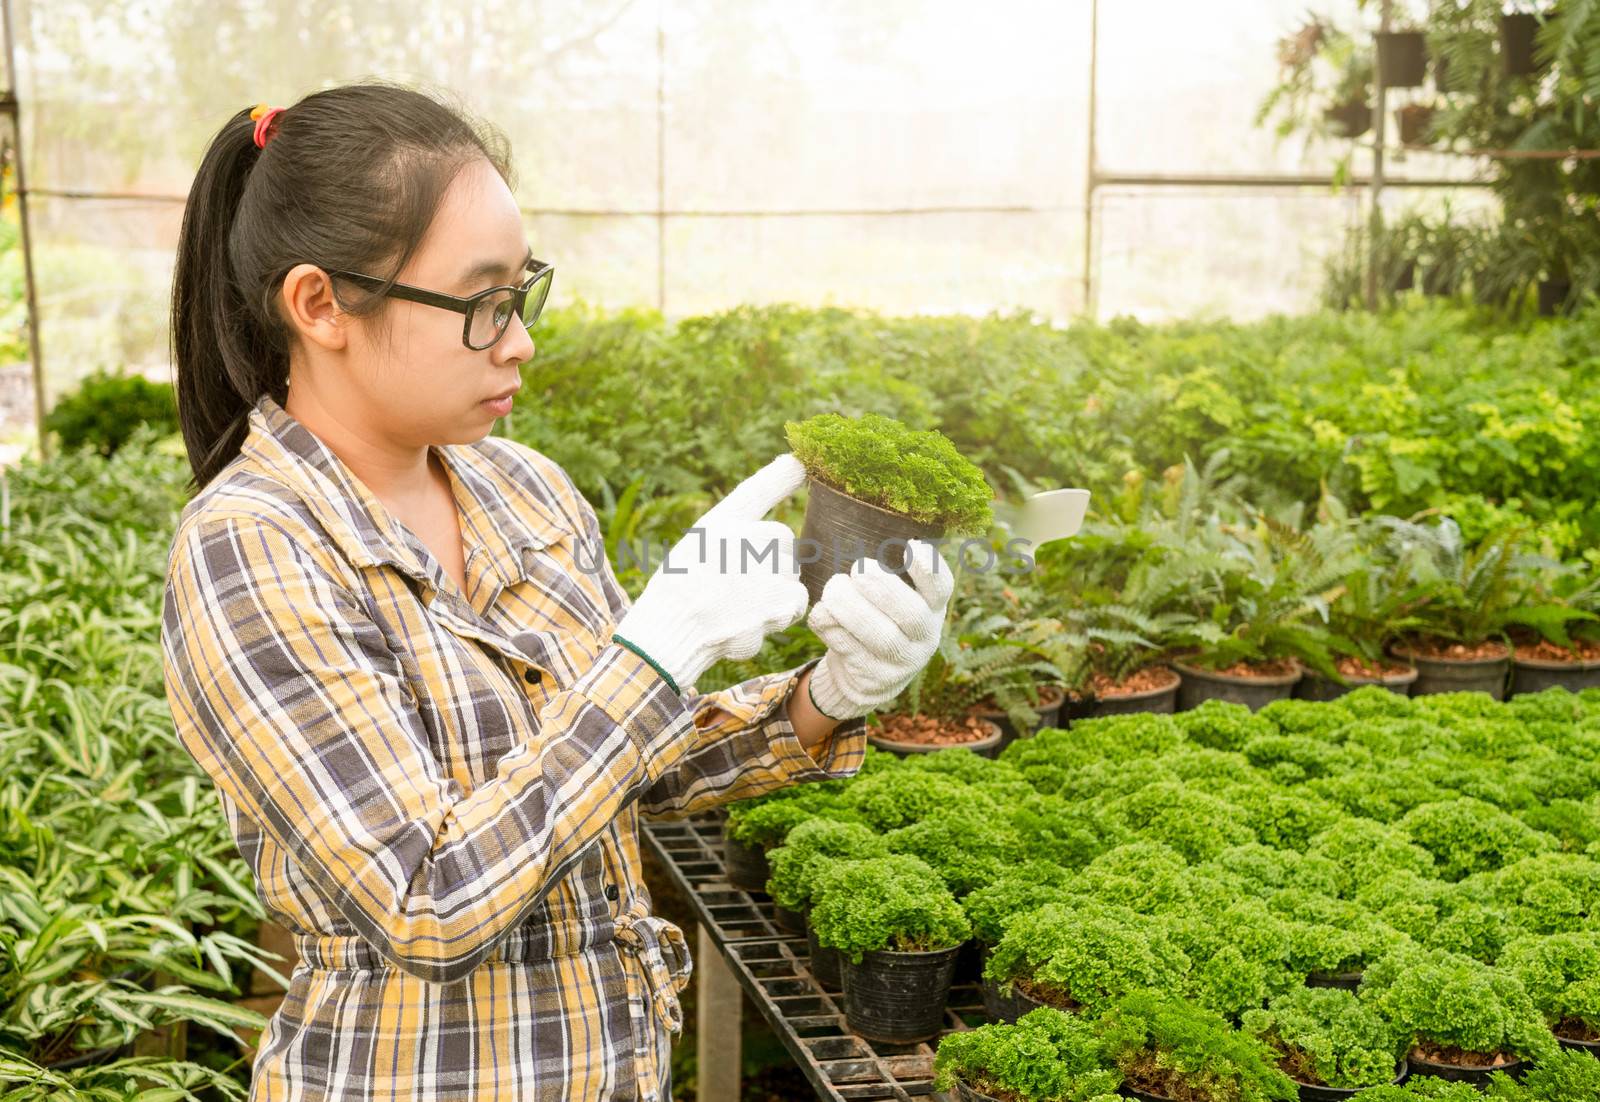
[1378,518,1570,699]
[1504,553,1600,695]
[785,413,994,604]
[807,854,972,1043]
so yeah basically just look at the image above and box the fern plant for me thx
[891,602,1062,733]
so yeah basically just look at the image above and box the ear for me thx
[279,263,350,352]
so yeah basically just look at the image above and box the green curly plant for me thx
[785,412,994,534]
[884,810,1023,897]
[764,819,888,913]
[1095,989,1297,1102]
[724,787,858,849]
[1498,930,1600,1039]
[932,1007,1123,1102]
[961,863,1079,947]
[806,854,971,964]
[983,901,1190,1015]
[1240,986,1404,1091]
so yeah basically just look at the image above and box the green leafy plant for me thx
[932,1007,1123,1102]
[784,412,994,534]
[763,819,888,913]
[1498,930,1600,1040]
[805,854,971,964]
[1096,989,1297,1102]
[43,370,179,458]
[1240,986,1404,1090]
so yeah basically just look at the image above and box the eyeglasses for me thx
[325,258,555,350]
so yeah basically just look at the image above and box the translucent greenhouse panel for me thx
[663,210,1085,320]
[25,196,184,402]
[661,0,1090,212]
[1094,187,1363,322]
[525,213,659,312]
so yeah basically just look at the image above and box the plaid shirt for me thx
[160,393,866,1101]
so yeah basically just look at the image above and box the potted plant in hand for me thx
[1504,554,1600,695]
[1379,519,1537,698]
[807,854,973,1043]
[983,901,1189,1019]
[933,1007,1124,1102]
[785,412,993,605]
[1096,989,1298,1102]
[1360,943,1559,1085]
[766,819,889,988]
[1498,930,1600,1054]
[1240,987,1408,1100]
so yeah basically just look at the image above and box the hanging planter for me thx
[1500,12,1550,77]
[786,413,993,605]
[1324,99,1372,138]
[1389,639,1510,699]
[1395,103,1436,145]
[1173,658,1303,711]
[1378,31,1428,88]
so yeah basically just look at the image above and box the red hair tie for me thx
[250,103,285,149]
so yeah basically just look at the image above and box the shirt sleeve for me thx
[542,465,869,817]
[160,512,700,986]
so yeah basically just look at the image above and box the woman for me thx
[160,81,954,1101]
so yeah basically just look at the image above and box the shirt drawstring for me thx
[611,912,693,1035]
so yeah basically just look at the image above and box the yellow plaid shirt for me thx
[160,393,866,1101]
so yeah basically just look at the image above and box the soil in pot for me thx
[1174,658,1302,712]
[951,1078,1013,1102]
[1010,975,1082,1016]
[967,684,1065,749]
[840,945,961,1044]
[1390,638,1510,699]
[807,924,843,991]
[1062,666,1181,723]
[1295,656,1417,702]
[1512,637,1600,695]
[1276,1046,1407,1102]
[797,476,945,606]
[723,834,771,893]
[868,714,1003,759]
[1407,1040,1525,1085]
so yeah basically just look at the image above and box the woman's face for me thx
[284,156,536,450]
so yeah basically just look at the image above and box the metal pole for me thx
[0,0,47,459]
[1366,0,1391,311]
[1081,0,1099,319]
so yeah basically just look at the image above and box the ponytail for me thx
[169,80,515,494]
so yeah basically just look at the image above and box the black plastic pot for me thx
[1174,660,1302,712]
[967,686,1064,751]
[1408,1048,1524,1085]
[1556,1029,1600,1057]
[1512,654,1600,695]
[1324,100,1372,139]
[1390,644,1509,699]
[1379,31,1428,87]
[1295,666,1417,702]
[774,903,807,936]
[1062,667,1182,725]
[1295,1059,1408,1101]
[1393,260,1418,292]
[797,477,945,606]
[867,718,1004,760]
[1500,12,1547,77]
[952,938,984,985]
[723,834,770,893]
[807,924,843,990]
[1306,969,1364,990]
[953,1079,1008,1102]
[840,945,960,1043]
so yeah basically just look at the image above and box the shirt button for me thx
[524,668,543,685]
[604,884,619,901]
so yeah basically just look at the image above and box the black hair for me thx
[170,79,515,493]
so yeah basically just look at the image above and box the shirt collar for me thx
[239,393,568,585]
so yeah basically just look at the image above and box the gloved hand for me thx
[805,539,955,721]
[613,454,809,694]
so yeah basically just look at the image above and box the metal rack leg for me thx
[695,924,743,1102]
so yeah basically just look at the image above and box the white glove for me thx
[805,539,955,721]
[613,454,810,693]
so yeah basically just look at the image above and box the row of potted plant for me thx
[718,686,1600,1095]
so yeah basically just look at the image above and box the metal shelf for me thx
[643,817,983,1102]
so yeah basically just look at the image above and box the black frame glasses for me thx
[326,258,555,350]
